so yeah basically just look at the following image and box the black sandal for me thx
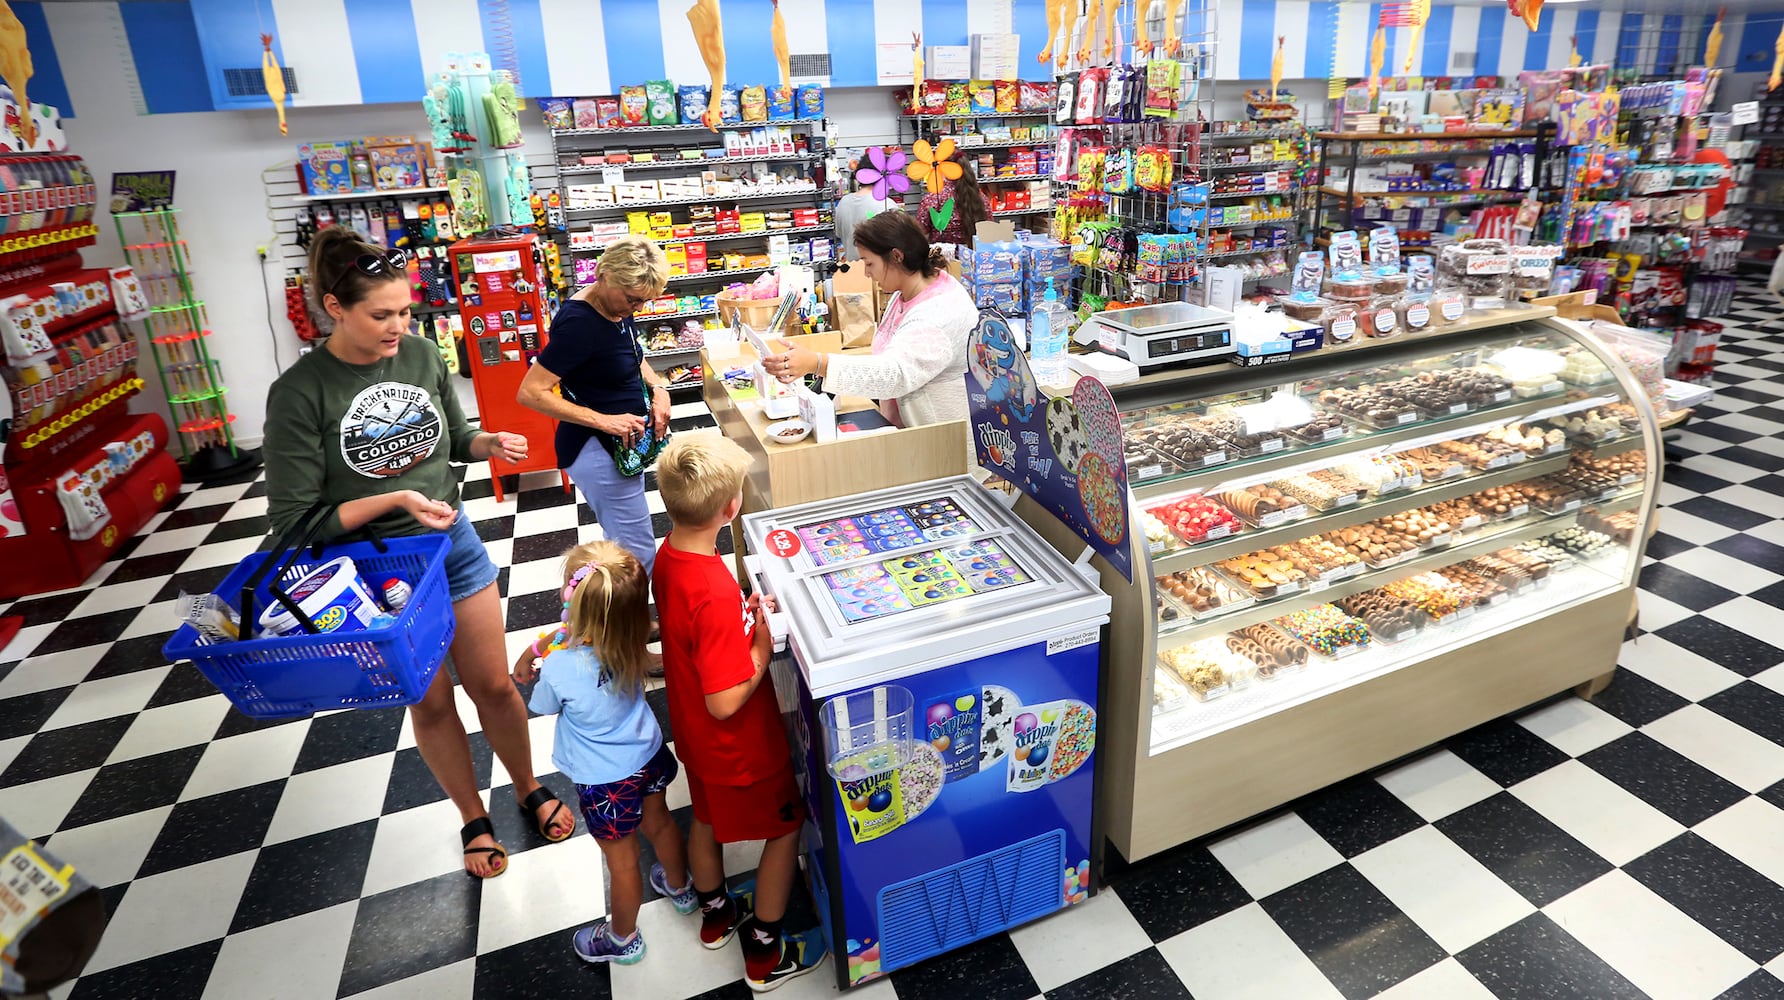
[521,786,575,843]
[460,816,507,879]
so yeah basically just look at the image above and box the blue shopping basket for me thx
[162,504,456,719]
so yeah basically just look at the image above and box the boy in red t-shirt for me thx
[651,432,824,991]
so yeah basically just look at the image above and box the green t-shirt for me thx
[264,336,478,541]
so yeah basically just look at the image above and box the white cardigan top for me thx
[822,272,977,433]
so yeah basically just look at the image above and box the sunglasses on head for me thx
[324,246,410,299]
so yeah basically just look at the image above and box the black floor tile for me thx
[383,735,494,814]
[67,938,223,1000]
[104,549,195,585]
[473,926,613,1000]
[1709,534,1784,577]
[1716,445,1784,472]
[230,819,378,934]
[1259,864,1446,1000]
[86,633,177,682]
[646,686,671,740]
[1719,387,1784,410]
[241,479,269,499]
[0,715,133,787]
[60,744,208,832]
[1700,683,1784,748]
[203,514,271,546]
[1752,580,1784,612]
[146,662,226,709]
[516,487,577,513]
[1579,732,1748,827]
[153,503,236,531]
[1672,496,1774,532]
[1655,616,1784,676]
[1747,473,1784,498]
[1716,969,1784,999]
[1434,793,1613,907]
[1624,833,1784,963]
[474,515,515,543]
[888,932,1039,1000]
[1456,913,1646,999]
[153,563,236,605]
[213,706,309,740]
[137,779,286,878]
[1639,563,1740,612]
[1046,947,1190,1000]
[1691,420,1763,444]
[1103,842,1253,942]
[505,589,564,633]
[1445,717,1570,788]
[1643,531,1699,561]
[460,477,497,503]
[32,608,143,657]
[293,707,406,773]
[3,590,88,629]
[337,871,482,998]
[1291,777,1426,858]
[0,685,72,740]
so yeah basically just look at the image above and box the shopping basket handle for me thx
[239,502,339,637]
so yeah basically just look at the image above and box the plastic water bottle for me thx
[1029,278,1071,386]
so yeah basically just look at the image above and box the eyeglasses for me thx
[323,247,410,299]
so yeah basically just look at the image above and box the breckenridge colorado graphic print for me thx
[339,383,443,478]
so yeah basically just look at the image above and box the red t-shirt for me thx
[652,536,791,786]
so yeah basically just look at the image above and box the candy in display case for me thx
[1028,311,1663,861]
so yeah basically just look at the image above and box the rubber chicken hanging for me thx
[262,34,287,135]
[687,0,726,130]
[1271,35,1285,102]
[1772,22,1784,91]
[1039,0,1070,67]
[1368,25,1386,100]
[771,0,789,88]
[1164,0,1188,56]
[1401,0,1431,74]
[0,1,36,148]
[912,33,923,92]
[1134,0,1155,58]
[1098,0,1120,61]
[1569,34,1582,68]
[1704,7,1725,68]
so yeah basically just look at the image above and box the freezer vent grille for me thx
[876,830,1065,973]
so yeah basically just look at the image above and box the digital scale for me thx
[1080,301,1236,368]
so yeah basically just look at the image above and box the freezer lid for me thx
[742,476,1112,697]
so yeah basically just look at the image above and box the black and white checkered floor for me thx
[4,288,1784,1000]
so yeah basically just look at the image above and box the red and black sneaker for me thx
[699,886,753,950]
[742,921,826,993]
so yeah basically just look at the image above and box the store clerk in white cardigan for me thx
[763,212,977,434]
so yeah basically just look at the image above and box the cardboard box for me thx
[928,46,972,80]
[971,34,1020,81]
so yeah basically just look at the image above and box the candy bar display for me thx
[1197,414,1285,458]
[1465,484,1541,521]
[1546,526,1618,557]
[1336,591,1424,640]
[1216,548,1311,597]
[1571,449,1646,485]
[1212,484,1302,526]
[1156,566,1252,619]
[1281,410,1348,443]
[1381,572,1474,621]
[1127,420,1230,474]
[1438,435,1525,471]
[1333,454,1419,496]
[1434,563,1512,605]
[1399,447,1467,483]
[1579,508,1641,544]
[1485,423,1565,456]
[1227,625,1308,677]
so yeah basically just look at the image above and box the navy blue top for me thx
[538,300,646,468]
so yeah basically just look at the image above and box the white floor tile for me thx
[1696,797,1784,888]
[506,557,564,601]
[223,494,269,520]
[476,836,608,954]
[514,504,580,536]
[361,799,467,897]
[119,600,182,641]
[1767,953,1784,981]
[609,896,752,997]
[1618,636,1744,703]
[1645,705,1784,793]
[1512,761,1686,867]
[1664,547,1784,598]
[70,575,173,620]
[461,496,513,525]
[1545,870,1750,1000]
[1517,697,1632,757]
[178,721,310,801]
[1352,826,1536,954]
[183,482,254,507]
[1156,902,1344,1000]
[1635,590,1696,631]
[1709,484,1784,520]
[481,537,513,570]
[1756,663,1784,699]
[1650,510,1737,546]
[341,958,475,1000]
[1206,812,1344,899]
[44,805,175,888]
[84,849,259,975]
[179,535,264,572]
[0,768,97,840]
[1749,521,1784,549]
[41,667,171,731]
[1373,957,1497,1000]
[1674,454,1767,486]
[106,695,234,765]
[0,734,29,778]
[1717,598,1784,648]
[202,901,359,1000]
[0,645,106,698]
[487,713,559,793]
[0,621,56,663]
[264,753,398,846]
[1374,749,1502,822]
[1008,887,1153,992]
[126,524,216,559]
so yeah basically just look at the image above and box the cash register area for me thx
[3,285,1784,1000]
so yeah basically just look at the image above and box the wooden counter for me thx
[702,333,970,574]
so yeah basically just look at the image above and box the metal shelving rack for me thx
[547,118,833,387]
[1308,129,1550,246]
[114,209,258,480]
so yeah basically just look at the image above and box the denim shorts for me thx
[444,508,500,602]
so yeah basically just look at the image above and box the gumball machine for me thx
[742,475,1110,990]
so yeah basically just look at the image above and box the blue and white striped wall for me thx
[15,1,1784,120]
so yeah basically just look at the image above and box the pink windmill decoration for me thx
[856,146,911,201]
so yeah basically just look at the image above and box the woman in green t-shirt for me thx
[263,228,575,879]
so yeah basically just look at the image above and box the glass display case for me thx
[1022,310,1663,861]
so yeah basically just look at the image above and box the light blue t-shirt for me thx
[528,646,662,786]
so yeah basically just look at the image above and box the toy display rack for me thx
[114,209,258,481]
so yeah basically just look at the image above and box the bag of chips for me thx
[768,85,796,120]
[969,80,997,114]
[995,80,1019,114]
[741,85,768,122]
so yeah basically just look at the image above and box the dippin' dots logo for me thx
[979,423,1016,470]
[152,483,167,502]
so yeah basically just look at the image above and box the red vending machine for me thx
[448,231,567,501]
[0,151,180,599]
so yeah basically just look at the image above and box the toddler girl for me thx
[520,541,696,964]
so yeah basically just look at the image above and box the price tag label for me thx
[1509,503,1530,517]
[1309,579,1331,593]
[1733,101,1761,126]
[1466,254,1515,275]
[1462,515,1485,529]
[1335,494,1360,507]
[1138,464,1163,481]
[1540,381,1563,395]
[1448,403,1469,415]
[1492,390,1512,403]
[1260,438,1284,453]
[1284,505,1310,521]
[1205,525,1232,541]
[1429,533,1452,547]
[1582,288,1598,306]
[1321,427,1344,441]
[1203,452,1228,467]
[1563,499,1582,512]
[765,529,802,559]
[1396,412,1417,425]
[1456,605,1476,619]
[602,166,627,185]
[1487,456,1509,469]
[1334,643,1360,658]
[1256,510,1288,528]
[1508,452,1527,464]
